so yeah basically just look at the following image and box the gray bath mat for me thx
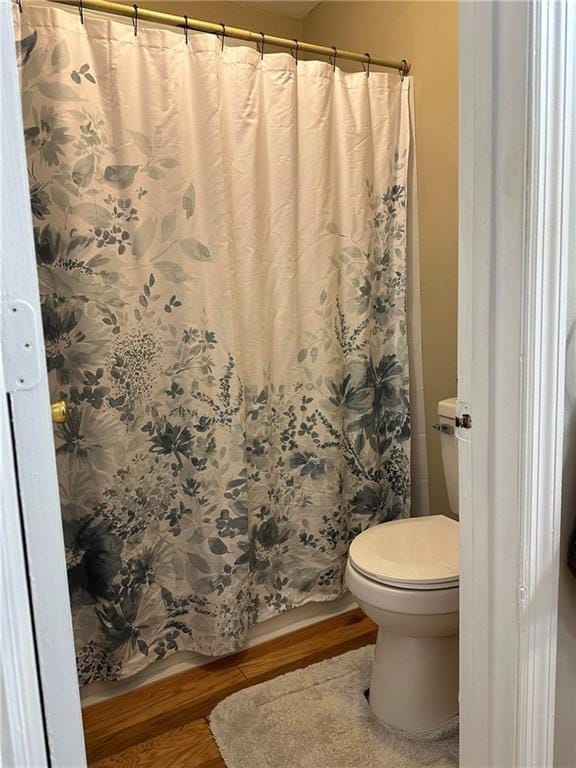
[210,645,459,768]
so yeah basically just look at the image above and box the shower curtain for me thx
[15,5,425,684]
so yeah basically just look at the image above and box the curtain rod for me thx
[46,0,410,76]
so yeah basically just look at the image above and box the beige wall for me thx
[140,1,302,38]
[304,2,459,516]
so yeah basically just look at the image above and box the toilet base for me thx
[368,627,459,732]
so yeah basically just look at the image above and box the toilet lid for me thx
[349,515,459,590]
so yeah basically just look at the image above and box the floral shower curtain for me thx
[16,5,420,684]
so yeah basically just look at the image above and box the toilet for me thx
[346,397,459,733]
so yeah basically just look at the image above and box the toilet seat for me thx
[348,515,459,590]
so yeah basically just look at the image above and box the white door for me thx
[1,3,86,766]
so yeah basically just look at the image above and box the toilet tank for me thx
[437,398,459,518]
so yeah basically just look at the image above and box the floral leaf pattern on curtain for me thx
[16,7,412,685]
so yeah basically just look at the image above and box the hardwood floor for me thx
[85,608,376,767]
[91,719,222,768]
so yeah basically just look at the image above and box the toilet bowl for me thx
[346,397,459,733]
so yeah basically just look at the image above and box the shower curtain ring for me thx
[132,4,138,36]
[291,38,299,65]
[400,59,409,80]
[362,52,371,78]
[183,14,189,45]
[16,0,23,13]
[257,32,265,59]
[78,0,84,24]
[218,22,226,52]
[330,46,337,72]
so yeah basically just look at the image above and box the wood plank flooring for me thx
[86,608,376,767]
[91,719,222,768]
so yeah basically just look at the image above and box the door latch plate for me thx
[455,413,472,429]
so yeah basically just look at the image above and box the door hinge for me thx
[1,300,42,392]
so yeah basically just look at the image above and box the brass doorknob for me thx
[50,400,67,424]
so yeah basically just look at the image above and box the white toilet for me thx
[346,397,459,733]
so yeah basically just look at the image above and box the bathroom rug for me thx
[210,644,458,768]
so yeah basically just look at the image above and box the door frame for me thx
[458,1,572,766]
[1,2,87,766]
